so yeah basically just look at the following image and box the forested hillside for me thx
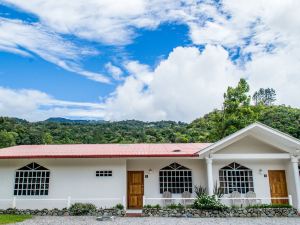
[0,79,299,148]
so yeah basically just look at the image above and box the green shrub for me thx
[177,203,184,210]
[153,204,161,209]
[246,203,292,209]
[194,185,207,198]
[213,181,224,198]
[193,194,227,210]
[69,203,97,215]
[143,204,161,209]
[115,204,124,210]
[166,203,184,210]
[166,203,178,209]
[185,204,194,209]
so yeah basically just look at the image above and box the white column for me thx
[67,196,71,208]
[12,197,16,208]
[291,156,300,211]
[122,195,126,208]
[206,157,214,195]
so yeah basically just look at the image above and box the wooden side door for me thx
[268,170,288,204]
[127,171,144,209]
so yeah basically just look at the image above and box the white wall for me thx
[127,158,205,205]
[212,159,291,205]
[217,135,285,154]
[0,158,126,209]
[0,158,205,209]
[211,134,298,207]
[0,155,297,209]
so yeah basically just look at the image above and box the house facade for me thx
[0,123,299,211]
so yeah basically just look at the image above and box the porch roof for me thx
[198,122,300,156]
[0,143,211,159]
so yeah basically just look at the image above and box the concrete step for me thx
[126,209,143,217]
[126,213,142,217]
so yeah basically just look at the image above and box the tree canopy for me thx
[253,88,276,106]
[0,80,299,148]
[221,79,257,137]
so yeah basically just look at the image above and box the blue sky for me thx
[0,1,299,121]
[0,23,191,102]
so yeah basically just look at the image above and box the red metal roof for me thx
[0,143,211,159]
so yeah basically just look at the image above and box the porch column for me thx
[206,157,214,195]
[291,156,300,211]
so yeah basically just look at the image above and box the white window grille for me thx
[96,170,112,177]
[14,162,50,196]
[219,162,254,194]
[159,162,192,194]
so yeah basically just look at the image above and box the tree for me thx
[43,132,53,144]
[258,105,300,138]
[187,109,223,142]
[253,88,276,106]
[221,78,257,136]
[0,130,18,148]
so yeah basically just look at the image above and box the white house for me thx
[0,122,299,212]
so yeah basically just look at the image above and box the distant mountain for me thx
[44,117,105,124]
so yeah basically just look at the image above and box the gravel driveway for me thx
[17,216,300,225]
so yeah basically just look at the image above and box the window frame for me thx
[159,162,193,194]
[219,162,254,194]
[96,170,112,177]
[14,163,50,196]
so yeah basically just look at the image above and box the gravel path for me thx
[17,216,300,225]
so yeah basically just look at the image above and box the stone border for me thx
[0,207,297,217]
[0,208,126,217]
[142,208,298,217]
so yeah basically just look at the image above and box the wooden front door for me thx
[127,171,144,209]
[268,170,288,204]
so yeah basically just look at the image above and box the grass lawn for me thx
[0,215,32,224]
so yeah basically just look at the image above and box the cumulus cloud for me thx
[104,46,241,122]
[0,18,110,83]
[206,0,300,106]
[0,87,105,121]
[0,0,300,121]
[246,47,300,107]
[102,0,300,121]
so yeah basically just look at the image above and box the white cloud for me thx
[0,0,300,122]
[187,0,300,107]
[2,0,186,45]
[124,61,153,84]
[246,47,300,107]
[0,18,110,83]
[188,1,300,50]
[0,87,105,121]
[105,62,123,80]
[104,46,241,122]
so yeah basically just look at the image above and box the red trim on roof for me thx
[0,143,211,159]
[0,154,198,159]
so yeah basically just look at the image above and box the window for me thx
[219,162,254,194]
[159,162,192,194]
[96,170,112,177]
[14,162,50,196]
